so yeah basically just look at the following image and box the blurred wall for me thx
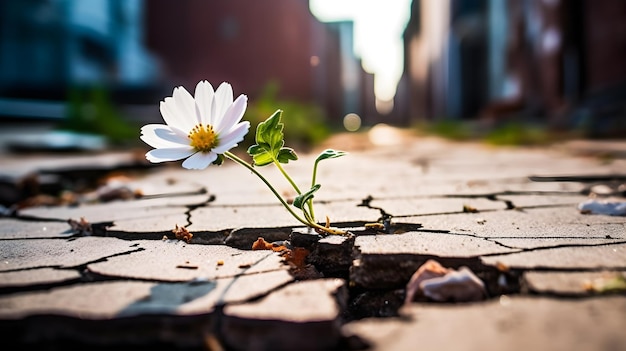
[144,0,374,124]
[0,0,378,127]
[401,0,626,135]
[0,0,158,100]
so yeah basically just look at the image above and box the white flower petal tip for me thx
[182,152,218,170]
[140,80,249,169]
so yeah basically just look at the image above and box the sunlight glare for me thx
[310,0,412,101]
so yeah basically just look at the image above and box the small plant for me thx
[140,81,347,235]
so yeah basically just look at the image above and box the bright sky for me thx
[309,0,412,102]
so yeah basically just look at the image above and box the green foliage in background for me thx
[484,122,552,146]
[415,119,559,146]
[422,120,473,141]
[59,86,138,144]
[244,82,331,150]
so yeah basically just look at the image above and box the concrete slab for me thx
[0,268,81,289]
[366,197,508,217]
[117,193,212,208]
[354,231,515,258]
[19,202,188,223]
[0,218,73,239]
[351,232,516,288]
[0,270,293,320]
[344,296,626,351]
[0,237,143,271]
[496,194,591,209]
[494,237,626,250]
[105,213,190,237]
[482,242,626,270]
[87,240,289,282]
[1,137,625,349]
[121,173,208,198]
[523,271,626,296]
[221,279,346,351]
[411,207,626,240]
[188,205,301,232]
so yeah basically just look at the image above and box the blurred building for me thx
[0,0,377,127]
[401,0,626,136]
[0,0,159,119]
[144,0,376,125]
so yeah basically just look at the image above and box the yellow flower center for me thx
[188,124,218,152]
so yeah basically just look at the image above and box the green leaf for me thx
[277,148,298,163]
[256,110,284,151]
[247,144,274,166]
[293,184,321,209]
[315,149,347,164]
[247,110,299,166]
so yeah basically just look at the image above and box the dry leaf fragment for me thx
[251,237,287,252]
[282,247,310,268]
[252,237,272,250]
[463,204,479,213]
[495,261,510,272]
[172,224,193,243]
[216,260,224,266]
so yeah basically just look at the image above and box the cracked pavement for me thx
[1,136,626,350]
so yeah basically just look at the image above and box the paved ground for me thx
[1,129,625,350]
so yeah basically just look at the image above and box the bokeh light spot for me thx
[343,113,362,132]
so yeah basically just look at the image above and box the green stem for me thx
[274,160,301,194]
[302,207,346,235]
[274,159,316,221]
[224,152,309,227]
[309,160,321,218]
[311,160,320,188]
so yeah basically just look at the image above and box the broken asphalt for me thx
[1,132,625,351]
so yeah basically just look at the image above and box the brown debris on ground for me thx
[172,224,193,243]
[67,217,92,236]
[251,237,288,252]
[251,237,320,280]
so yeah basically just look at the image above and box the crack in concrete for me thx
[0,247,145,295]
[357,195,395,232]
[183,194,216,228]
[357,193,579,223]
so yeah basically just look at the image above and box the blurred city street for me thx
[1,0,626,350]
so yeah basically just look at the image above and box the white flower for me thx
[141,81,250,169]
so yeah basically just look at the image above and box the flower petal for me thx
[216,94,248,135]
[141,124,189,148]
[211,82,234,123]
[161,98,194,132]
[173,86,196,127]
[146,147,195,163]
[182,152,218,170]
[194,80,214,126]
[213,121,250,154]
